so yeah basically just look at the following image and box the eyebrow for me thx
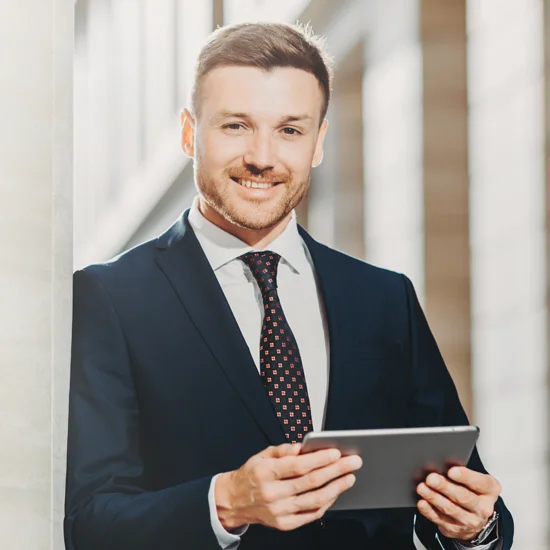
[215,112,314,124]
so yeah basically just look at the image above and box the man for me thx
[64,22,513,550]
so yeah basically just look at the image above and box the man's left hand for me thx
[416,467,501,542]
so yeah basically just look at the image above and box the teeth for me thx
[238,179,274,189]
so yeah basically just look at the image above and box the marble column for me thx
[0,0,73,548]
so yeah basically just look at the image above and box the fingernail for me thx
[449,468,461,480]
[349,455,362,468]
[417,484,428,496]
[429,475,440,487]
[329,449,340,461]
[348,475,356,487]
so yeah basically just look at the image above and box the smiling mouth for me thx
[230,176,282,189]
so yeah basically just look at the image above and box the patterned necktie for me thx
[239,251,313,443]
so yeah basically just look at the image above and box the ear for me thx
[312,118,329,168]
[180,108,195,158]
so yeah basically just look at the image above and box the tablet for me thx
[300,425,479,510]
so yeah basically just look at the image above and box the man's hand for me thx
[215,443,362,532]
[416,466,501,542]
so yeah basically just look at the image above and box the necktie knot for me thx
[239,251,281,296]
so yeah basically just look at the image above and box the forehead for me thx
[199,66,324,122]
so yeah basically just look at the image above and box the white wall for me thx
[73,0,212,268]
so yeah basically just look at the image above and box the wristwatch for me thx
[465,510,499,546]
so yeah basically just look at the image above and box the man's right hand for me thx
[214,443,362,532]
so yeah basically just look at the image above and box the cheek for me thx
[280,142,316,175]
[197,132,244,168]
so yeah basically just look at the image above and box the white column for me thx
[468,1,548,548]
[363,0,425,298]
[0,0,73,548]
[143,0,177,157]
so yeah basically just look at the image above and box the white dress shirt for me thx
[187,197,498,550]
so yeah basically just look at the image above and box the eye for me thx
[223,123,245,131]
[282,127,301,136]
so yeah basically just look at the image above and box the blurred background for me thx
[0,0,543,547]
[71,0,548,547]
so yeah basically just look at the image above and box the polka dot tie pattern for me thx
[239,251,313,444]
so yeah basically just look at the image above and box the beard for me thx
[194,162,310,231]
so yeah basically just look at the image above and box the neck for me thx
[198,197,292,249]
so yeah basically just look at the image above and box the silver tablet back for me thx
[301,426,479,510]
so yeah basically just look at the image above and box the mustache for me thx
[225,168,290,183]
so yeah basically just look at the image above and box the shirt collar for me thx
[187,196,309,274]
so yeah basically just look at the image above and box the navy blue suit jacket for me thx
[64,210,513,550]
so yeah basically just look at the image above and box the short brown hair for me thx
[191,22,334,124]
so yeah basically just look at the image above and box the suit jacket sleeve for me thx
[401,275,514,550]
[64,269,221,550]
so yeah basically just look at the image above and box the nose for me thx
[243,130,278,171]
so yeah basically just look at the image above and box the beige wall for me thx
[421,0,472,417]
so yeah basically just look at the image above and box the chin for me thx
[226,211,286,232]
[223,201,290,231]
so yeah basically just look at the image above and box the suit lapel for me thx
[299,228,391,536]
[298,227,362,432]
[154,211,286,446]
[154,212,374,443]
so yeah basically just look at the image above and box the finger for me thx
[290,472,356,513]
[257,457,358,513]
[273,448,342,480]
[284,455,362,496]
[270,506,327,532]
[417,499,460,527]
[424,473,480,513]
[447,467,499,496]
[259,443,302,459]
[265,494,338,532]
[417,483,478,526]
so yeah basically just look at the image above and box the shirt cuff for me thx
[413,514,499,550]
[447,535,498,550]
[208,474,249,549]
[446,512,499,550]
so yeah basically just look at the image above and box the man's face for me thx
[181,66,328,231]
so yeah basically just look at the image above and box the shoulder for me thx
[74,234,161,294]
[298,228,422,317]
[75,211,189,286]
[305,236,409,290]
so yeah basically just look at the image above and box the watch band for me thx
[467,510,499,546]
